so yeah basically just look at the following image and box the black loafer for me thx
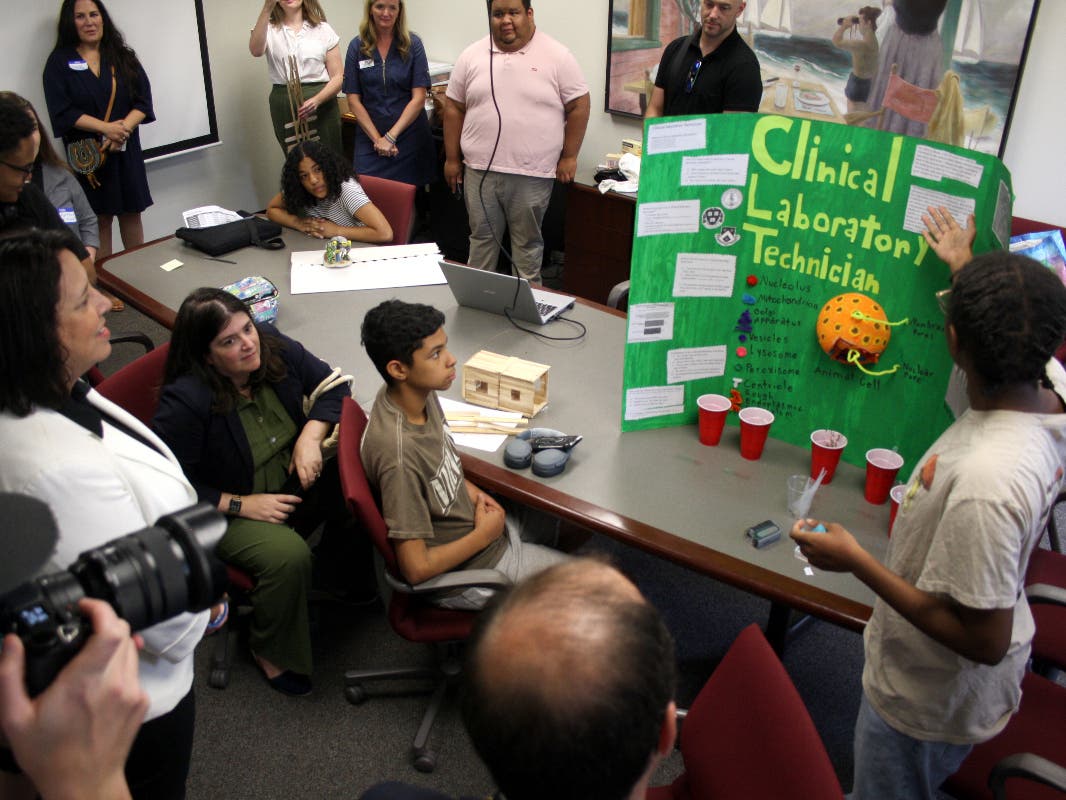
[266,670,312,697]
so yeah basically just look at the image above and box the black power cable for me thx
[474,4,586,343]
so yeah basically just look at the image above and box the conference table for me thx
[98,229,888,648]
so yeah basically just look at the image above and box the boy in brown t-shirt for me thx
[359,299,564,608]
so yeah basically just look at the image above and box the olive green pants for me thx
[268,82,343,158]
[217,518,313,675]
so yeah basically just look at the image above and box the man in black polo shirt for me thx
[646,0,762,118]
[0,96,90,267]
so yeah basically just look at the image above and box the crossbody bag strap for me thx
[103,66,117,122]
[242,217,285,250]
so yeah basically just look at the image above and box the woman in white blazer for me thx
[0,230,211,800]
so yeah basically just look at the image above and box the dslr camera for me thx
[0,502,228,696]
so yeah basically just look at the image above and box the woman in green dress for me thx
[154,287,354,696]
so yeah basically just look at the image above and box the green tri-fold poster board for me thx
[621,113,1013,472]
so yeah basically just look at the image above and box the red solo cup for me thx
[696,393,732,446]
[738,407,775,460]
[865,448,904,505]
[888,484,907,536]
[810,429,847,484]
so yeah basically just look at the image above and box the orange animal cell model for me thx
[816,293,891,365]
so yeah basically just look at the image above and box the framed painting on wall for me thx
[605,0,1041,157]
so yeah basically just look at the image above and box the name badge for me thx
[58,206,77,224]
[359,59,374,69]
[68,59,89,71]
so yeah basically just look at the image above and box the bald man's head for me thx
[462,559,676,800]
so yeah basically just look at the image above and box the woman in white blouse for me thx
[250,0,344,156]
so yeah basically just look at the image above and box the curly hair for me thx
[269,0,327,27]
[53,0,147,107]
[0,95,36,157]
[164,288,288,414]
[948,251,1066,397]
[0,92,67,171]
[279,140,353,218]
[361,299,445,384]
[0,230,86,416]
[359,0,412,61]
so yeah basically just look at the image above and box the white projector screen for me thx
[4,0,218,160]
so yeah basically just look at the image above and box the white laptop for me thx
[440,262,576,325]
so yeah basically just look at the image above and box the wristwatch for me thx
[228,495,242,515]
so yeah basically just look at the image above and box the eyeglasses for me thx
[935,288,951,315]
[1,160,33,177]
[685,59,703,94]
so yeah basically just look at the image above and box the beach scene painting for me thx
[606,0,1040,156]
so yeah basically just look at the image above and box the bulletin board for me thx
[621,113,1013,471]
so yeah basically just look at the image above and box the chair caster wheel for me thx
[345,685,368,705]
[208,669,229,689]
[413,750,437,773]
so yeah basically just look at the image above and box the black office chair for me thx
[607,279,630,311]
[85,332,156,386]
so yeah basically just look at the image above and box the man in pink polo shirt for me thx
[443,0,589,285]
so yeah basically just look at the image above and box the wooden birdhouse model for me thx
[462,350,550,417]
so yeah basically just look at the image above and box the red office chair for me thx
[647,624,844,800]
[942,672,1066,800]
[336,397,510,773]
[94,341,170,424]
[1028,555,1066,677]
[358,174,417,245]
[94,341,252,690]
[85,332,157,387]
[943,522,1066,800]
[1026,492,1066,676]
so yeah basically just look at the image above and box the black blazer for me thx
[153,329,348,506]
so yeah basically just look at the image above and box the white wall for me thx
[133,2,365,241]
[54,0,1066,241]
[999,0,1066,225]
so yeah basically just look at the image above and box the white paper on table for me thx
[439,397,524,452]
[290,243,445,294]
[181,205,243,228]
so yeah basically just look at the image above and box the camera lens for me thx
[0,500,228,696]
[69,504,228,631]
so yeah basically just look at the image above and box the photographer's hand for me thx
[0,599,147,800]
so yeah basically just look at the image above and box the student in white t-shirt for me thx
[792,207,1066,800]
[266,140,392,244]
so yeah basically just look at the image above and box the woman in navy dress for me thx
[343,0,435,186]
[43,0,154,259]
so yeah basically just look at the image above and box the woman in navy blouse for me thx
[343,0,435,186]
[43,0,153,260]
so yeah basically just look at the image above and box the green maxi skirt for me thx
[268,82,343,158]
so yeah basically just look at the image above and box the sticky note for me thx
[160,259,184,272]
